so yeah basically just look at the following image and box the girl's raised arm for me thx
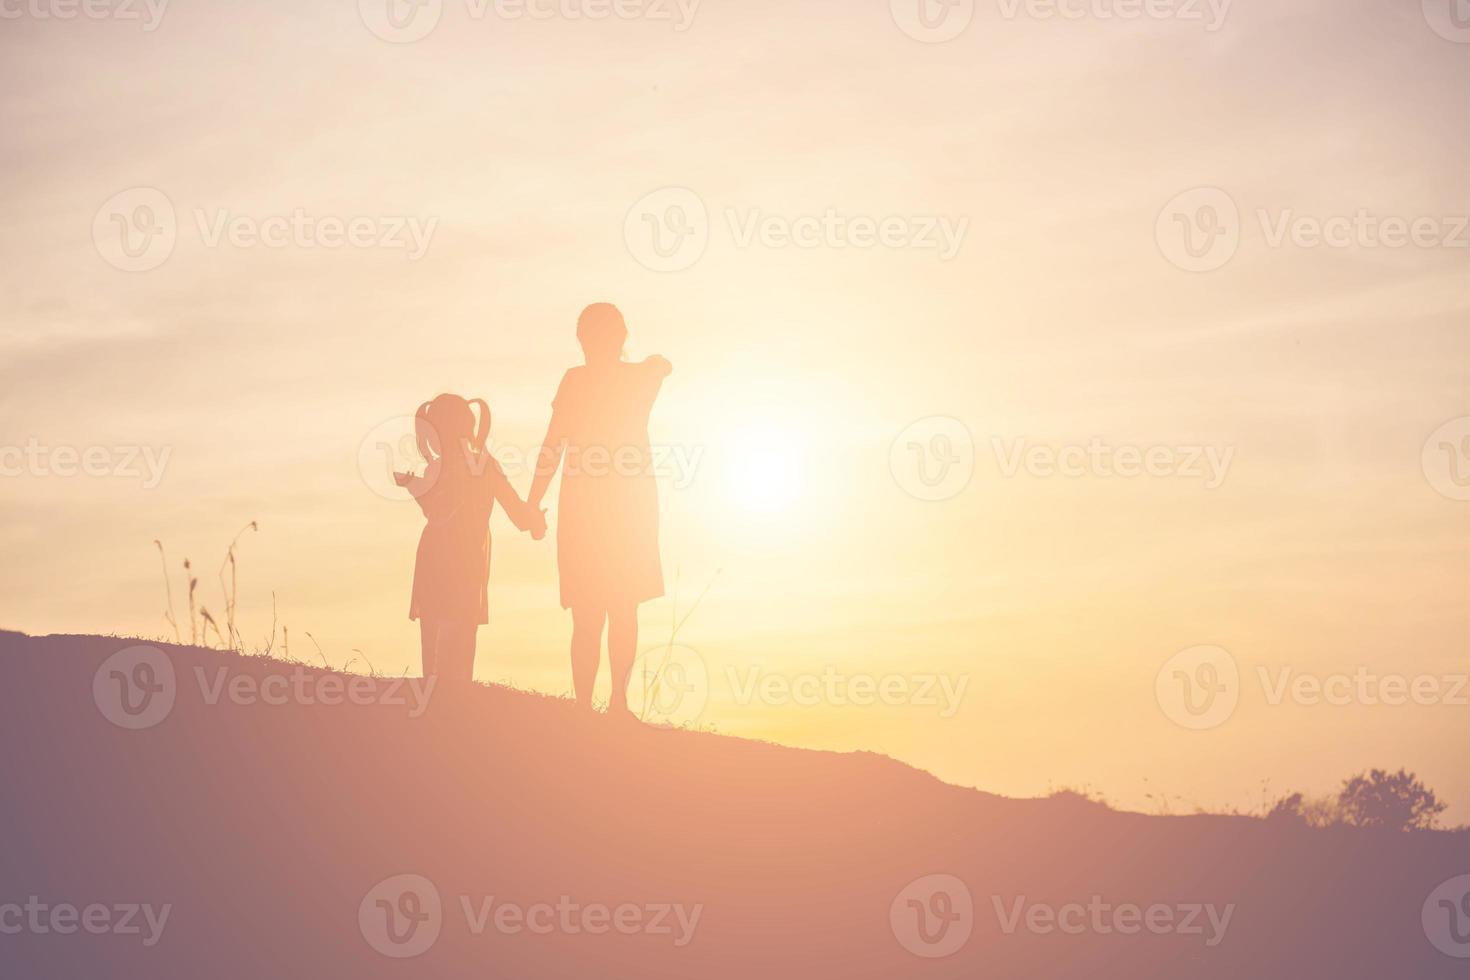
[398,464,439,518]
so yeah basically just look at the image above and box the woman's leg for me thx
[606,602,639,715]
[419,619,439,678]
[569,606,606,709]
[441,622,478,690]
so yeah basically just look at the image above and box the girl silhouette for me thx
[397,394,544,688]
[529,304,672,718]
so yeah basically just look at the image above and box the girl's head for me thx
[576,302,627,365]
[415,393,490,463]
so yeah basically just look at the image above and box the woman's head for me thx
[576,303,627,365]
[415,393,490,462]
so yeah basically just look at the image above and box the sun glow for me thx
[720,422,807,517]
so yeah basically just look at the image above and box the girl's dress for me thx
[409,454,524,625]
[549,360,667,611]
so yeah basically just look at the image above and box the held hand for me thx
[529,508,548,541]
[393,471,414,488]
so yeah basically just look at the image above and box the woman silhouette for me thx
[529,303,672,718]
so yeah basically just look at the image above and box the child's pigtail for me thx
[470,399,492,453]
[414,401,436,462]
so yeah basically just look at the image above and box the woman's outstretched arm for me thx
[491,462,543,535]
[528,412,566,513]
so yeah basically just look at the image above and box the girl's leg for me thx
[420,620,439,678]
[606,602,639,715]
[569,606,606,709]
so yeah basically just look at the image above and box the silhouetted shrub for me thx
[1336,769,1446,832]
[1266,769,1447,832]
[1265,791,1342,829]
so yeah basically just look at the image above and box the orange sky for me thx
[2,0,1468,822]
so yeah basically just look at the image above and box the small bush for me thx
[1266,792,1342,829]
[1268,769,1447,832]
[1337,769,1446,832]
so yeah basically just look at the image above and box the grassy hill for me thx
[0,630,1465,978]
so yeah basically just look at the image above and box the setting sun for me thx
[719,422,806,517]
